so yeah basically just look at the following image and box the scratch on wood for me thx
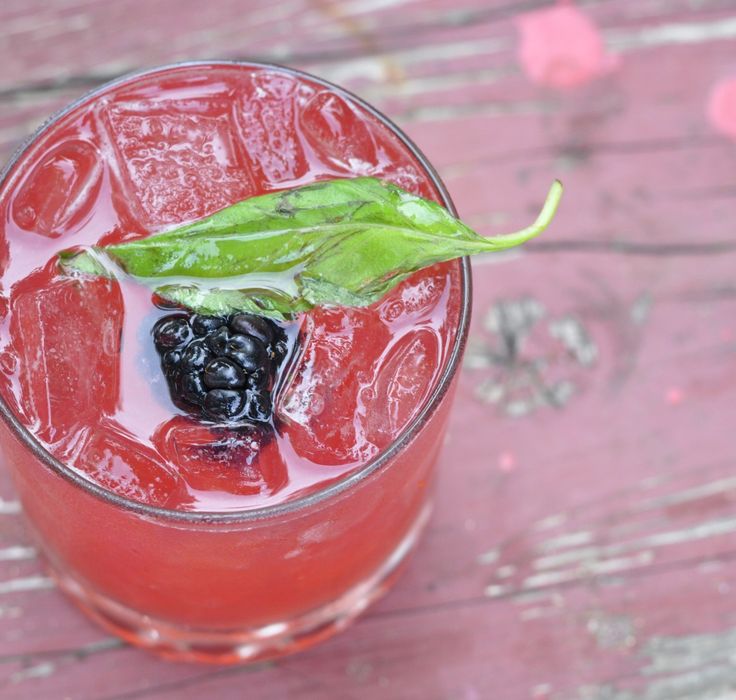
[7,637,124,687]
[396,98,559,124]
[11,661,56,684]
[0,546,36,562]
[0,498,21,515]
[484,583,512,598]
[487,463,736,608]
[0,575,54,595]
[359,65,514,100]
[539,531,595,553]
[535,514,568,531]
[530,515,736,576]
[352,36,510,66]
[511,589,564,606]
[315,57,389,85]
[518,591,565,620]
[335,0,414,16]
[637,477,736,511]
[523,552,655,590]
[607,15,736,51]
[520,605,560,621]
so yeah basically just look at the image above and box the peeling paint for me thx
[466,299,596,416]
[630,294,653,326]
[586,611,637,651]
[548,316,598,367]
[574,625,736,700]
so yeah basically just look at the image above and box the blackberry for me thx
[203,358,246,390]
[230,313,274,345]
[224,333,268,373]
[153,315,193,350]
[152,311,290,425]
[191,314,227,336]
[203,388,245,421]
[180,371,207,405]
[179,338,212,372]
[205,326,231,355]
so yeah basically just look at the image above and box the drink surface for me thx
[0,64,463,513]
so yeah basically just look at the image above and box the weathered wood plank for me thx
[6,555,736,699]
[1,0,736,698]
[3,2,736,164]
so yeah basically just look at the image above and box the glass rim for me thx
[0,60,472,523]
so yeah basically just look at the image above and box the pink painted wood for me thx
[1,1,736,698]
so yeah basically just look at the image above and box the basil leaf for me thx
[60,177,562,318]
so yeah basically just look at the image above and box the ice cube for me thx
[71,421,183,507]
[101,99,254,226]
[11,139,103,237]
[277,307,388,466]
[363,328,441,447]
[153,416,287,497]
[236,70,311,185]
[9,272,123,442]
[300,90,379,173]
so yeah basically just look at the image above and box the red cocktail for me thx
[0,62,469,662]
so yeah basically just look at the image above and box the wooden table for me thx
[2,1,736,697]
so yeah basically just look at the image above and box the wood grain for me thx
[1,0,736,698]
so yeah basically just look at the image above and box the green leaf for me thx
[59,177,562,318]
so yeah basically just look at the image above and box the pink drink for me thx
[0,63,469,662]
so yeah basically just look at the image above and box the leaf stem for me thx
[486,180,564,250]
